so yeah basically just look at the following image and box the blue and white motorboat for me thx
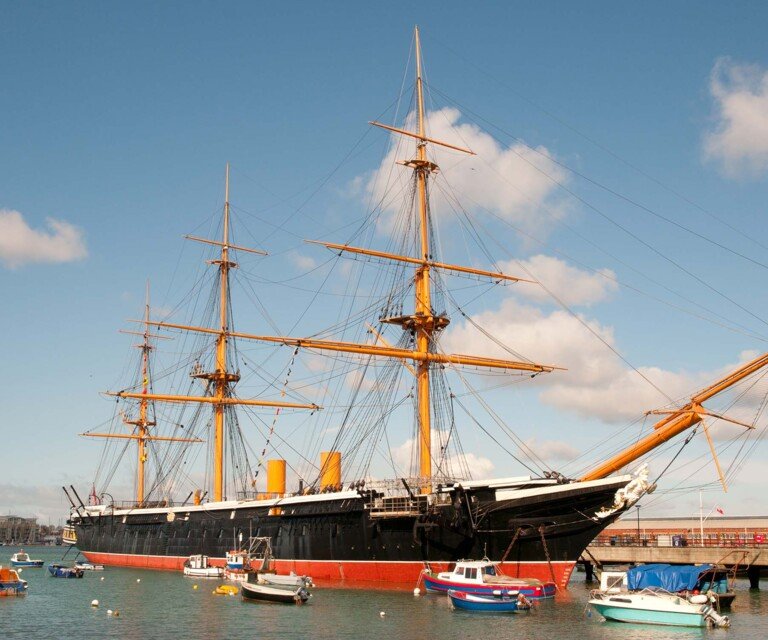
[588,568,730,628]
[48,563,84,578]
[448,589,531,613]
[10,551,43,568]
[627,563,735,608]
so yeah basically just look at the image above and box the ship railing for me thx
[97,500,178,510]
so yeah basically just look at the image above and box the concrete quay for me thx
[581,542,765,588]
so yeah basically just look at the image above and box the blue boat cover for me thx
[626,564,713,592]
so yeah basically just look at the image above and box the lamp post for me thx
[636,504,641,545]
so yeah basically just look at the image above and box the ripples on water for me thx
[2,548,766,639]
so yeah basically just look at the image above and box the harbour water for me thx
[2,547,766,639]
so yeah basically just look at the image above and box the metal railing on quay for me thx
[591,534,768,549]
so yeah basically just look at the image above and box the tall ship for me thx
[67,29,768,587]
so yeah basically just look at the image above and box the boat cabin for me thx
[438,559,500,584]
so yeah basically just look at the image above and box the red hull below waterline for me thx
[81,551,576,589]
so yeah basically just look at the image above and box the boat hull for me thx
[47,564,84,578]
[73,476,630,588]
[423,572,556,598]
[10,561,43,568]
[590,600,708,627]
[448,590,523,613]
[0,568,27,596]
[241,581,310,604]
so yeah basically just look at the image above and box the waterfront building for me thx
[0,515,38,545]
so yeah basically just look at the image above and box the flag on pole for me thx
[715,506,724,515]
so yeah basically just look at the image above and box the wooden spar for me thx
[366,323,416,376]
[368,121,475,155]
[107,391,318,409]
[305,240,536,283]
[136,320,561,373]
[81,433,203,443]
[580,351,768,481]
[184,235,268,256]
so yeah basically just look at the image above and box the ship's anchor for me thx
[538,525,559,591]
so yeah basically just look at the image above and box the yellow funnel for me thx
[320,451,341,490]
[266,459,286,497]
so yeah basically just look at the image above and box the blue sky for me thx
[2,2,768,523]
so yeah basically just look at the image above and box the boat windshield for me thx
[484,566,497,576]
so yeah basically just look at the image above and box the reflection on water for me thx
[1,547,765,640]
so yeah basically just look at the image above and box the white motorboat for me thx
[182,555,223,578]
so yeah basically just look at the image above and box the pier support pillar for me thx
[748,565,761,590]
[583,560,594,582]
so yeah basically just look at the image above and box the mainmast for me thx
[208,163,235,503]
[412,26,435,490]
[106,165,320,503]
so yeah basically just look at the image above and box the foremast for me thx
[106,165,320,503]
[81,283,200,506]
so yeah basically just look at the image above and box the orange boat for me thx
[0,566,28,596]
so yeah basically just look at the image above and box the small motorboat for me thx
[589,569,730,628]
[224,548,254,583]
[10,551,44,568]
[448,589,531,613]
[628,563,736,610]
[48,563,85,578]
[422,559,555,599]
[241,580,310,604]
[182,554,223,578]
[257,571,314,589]
[224,537,314,587]
[589,589,729,628]
[74,561,104,571]
[0,566,28,596]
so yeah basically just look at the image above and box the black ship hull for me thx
[71,475,631,588]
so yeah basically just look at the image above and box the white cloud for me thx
[364,108,569,236]
[0,209,87,268]
[504,254,618,307]
[390,432,495,480]
[442,297,753,424]
[290,251,319,271]
[523,437,580,463]
[703,58,768,177]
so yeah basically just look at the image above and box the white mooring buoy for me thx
[91,599,99,608]
[380,611,386,617]
[413,587,421,596]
